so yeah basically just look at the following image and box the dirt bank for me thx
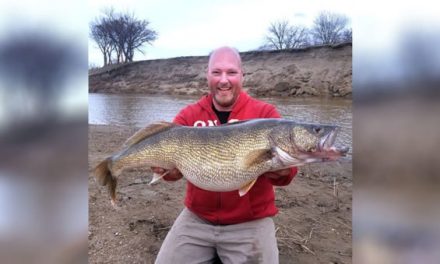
[88,124,352,263]
[89,43,352,98]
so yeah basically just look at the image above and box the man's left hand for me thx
[264,168,291,179]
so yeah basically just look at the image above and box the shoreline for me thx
[89,44,352,98]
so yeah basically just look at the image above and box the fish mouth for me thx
[277,128,349,167]
[316,129,349,160]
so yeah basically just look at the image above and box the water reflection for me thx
[89,94,352,156]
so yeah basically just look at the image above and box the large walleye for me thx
[94,118,348,205]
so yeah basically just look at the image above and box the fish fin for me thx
[149,171,170,185]
[243,149,273,169]
[124,122,178,147]
[239,179,258,196]
[94,158,111,185]
[220,120,248,126]
[93,158,118,205]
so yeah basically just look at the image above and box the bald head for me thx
[208,46,242,70]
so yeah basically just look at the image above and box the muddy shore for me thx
[88,124,352,264]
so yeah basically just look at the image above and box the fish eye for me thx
[313,127,322,134]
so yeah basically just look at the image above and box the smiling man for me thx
[208,47,243,111]
[153,46,297,263]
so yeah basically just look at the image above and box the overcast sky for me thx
[1,0,438,80]
[87,0,353,66]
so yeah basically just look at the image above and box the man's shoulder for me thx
[241,94,280,118]
[174,96,211,125]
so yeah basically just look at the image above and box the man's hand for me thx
[264,168,292,180]
[151,167,183,181]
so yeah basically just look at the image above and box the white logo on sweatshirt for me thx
[193,119,240,127]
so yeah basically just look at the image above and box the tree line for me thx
[90,10,351,67]
[261,11,352,50]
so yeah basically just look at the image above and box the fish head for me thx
[270,122,349,166]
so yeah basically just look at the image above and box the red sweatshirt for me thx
[171,91,297,224]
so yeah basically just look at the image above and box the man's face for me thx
[207,50,243,111]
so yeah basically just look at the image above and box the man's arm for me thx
[265,167,298,186]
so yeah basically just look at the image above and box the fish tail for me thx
[94,158,117,203]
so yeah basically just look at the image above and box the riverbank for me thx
[88,124,352,263]
[89,43,352,98]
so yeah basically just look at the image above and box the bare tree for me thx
[341,28,352,42]
[311,11,349,45]
[101,12,125,64]
[122,14,158,62]
[90,10,158,66]
[262,20,310,50]
[90,19,114,66]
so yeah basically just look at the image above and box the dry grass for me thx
[276,224,316,255]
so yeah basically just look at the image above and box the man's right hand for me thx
[151,167,183,181]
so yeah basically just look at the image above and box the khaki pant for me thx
[155,208,279,264]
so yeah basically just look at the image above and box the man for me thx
[153,46,297,263]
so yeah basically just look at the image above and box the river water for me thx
[88,93,352,156]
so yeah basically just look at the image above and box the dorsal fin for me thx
[124,121,177,147]
[220,119,251,126]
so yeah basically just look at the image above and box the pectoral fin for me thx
[238,179,258,197]
[149,171,170,185]
[243,149,273,169]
